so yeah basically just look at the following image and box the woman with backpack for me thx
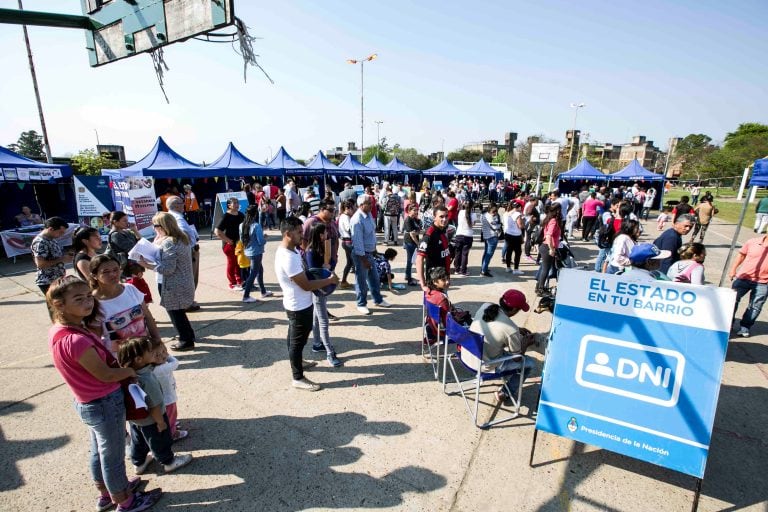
[666,243,706,284]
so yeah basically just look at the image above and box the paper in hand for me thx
[128,238,160,265]
[128,383,148,410]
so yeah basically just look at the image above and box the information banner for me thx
[111,177,157,238]
[74,176,115,238]
[1,223,77,258]
[536,269,735,478]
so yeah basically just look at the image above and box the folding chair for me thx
[422,297,442,380]
[445,314,527,429]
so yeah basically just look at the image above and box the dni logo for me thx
[574,335,685,407]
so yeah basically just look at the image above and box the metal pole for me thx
[690,478,702,512]
[719,192,751,287]
[360,60,364,162]
[528,428,539,467]
[547,163,555,193]
[18,0,52,163]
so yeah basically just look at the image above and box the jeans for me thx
[732,278,768,330]
[312,293,334,355]
[536,243,556,293]
[595,248,608,272]
[129,412,175,466]
[384,215,399,244]
[352,253,383,307]
[503,234,522,270]
[341,242,354,282]
[286,305,314,380]
[222,243,242,287]
[497,357,536,394]
[480,236,498,274]
[243,254,266,298]
[404,241,417,281]
[167,309,195,344]
[74,389,130,496]
[452,235,473,273]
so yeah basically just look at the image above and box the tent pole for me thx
[719,191,752,287]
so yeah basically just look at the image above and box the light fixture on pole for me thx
[567,102,586,170]
[346,53,378,161]
[374,120,383,159]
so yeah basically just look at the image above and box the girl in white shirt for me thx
[452,201,476,275]
[337,199,354,289]
[502,201,525,274]
[606,219,641,275]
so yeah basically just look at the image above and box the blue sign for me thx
[536,269,735,478]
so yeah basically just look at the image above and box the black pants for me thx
[536,243,557,294]
[286,305,314,380]
[341,242,354,282]
[452,235,473,273]
[503,234,523,269]
[129,412,175,466]
[167,309,195,344]
[581,216,597,241]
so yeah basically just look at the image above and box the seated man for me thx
[469,289,537,402]
[15,206,43,227]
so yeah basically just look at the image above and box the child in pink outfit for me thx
[657,208,671,231]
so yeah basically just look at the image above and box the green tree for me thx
[8,130,45,158]
[492,150,507,165]
[718,123,768,175]
[672,134,717,181]
[391,146,431,170]
[362,137,391,164]
[71,149,120,176]
[445,149,483,163]
[513,135,558,178]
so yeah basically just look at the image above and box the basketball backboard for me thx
[81,0,234,67]
[530,143,560,163]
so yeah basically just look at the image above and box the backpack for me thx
[530,224,544,246]
[385,195,400,216]
[596,215,615,249]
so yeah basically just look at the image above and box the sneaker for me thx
[302,359,318,369]
[230,285,243,292]
[172,430,189,442]
[242,297,261,304]
[162,453,193,473]
[116,490,162,512]
[327,353,343,367]
[407,279,419,286]
[98,479,141,512]
[737,326,750,338]
[311,344,325,353]
[375,299,392,308]
[339,281,352,289]
[134,453,154,475]
[327,312,340,322]
[357,306,371,315]
[506,267,512,273]
[261,291,274,298]
[481,271,493,278]
[525,255,535,263]
[292,378,321,391]
[512,270,524,275]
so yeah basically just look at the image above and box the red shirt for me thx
[126,276,153,304]
[446,197,459,222]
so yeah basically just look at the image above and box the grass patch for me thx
[661,187,757,226]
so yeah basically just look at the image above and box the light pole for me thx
[346,53,377,160]
[567,102,585,170]
[374,120,383,159]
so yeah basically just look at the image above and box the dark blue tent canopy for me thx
[748,158,768,187]
[102,136,216,178]
[265,146,307,175]
[305,151,340,173]
[556,159,607,181]
[0,144,71,179]
[610,159,665,182]
[365,156,389,172]
[386,157,416,175]
[464,158,498,177]
[337,154,372,177]
[423,159,460,176]
[208,143,272,177]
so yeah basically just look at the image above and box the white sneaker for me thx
[162,453,193,473]
[357,306,371,315]
[292,378,321,391]
[134,453,154,475]
[376,299,392,308]
[512,270,524,275]
[506,267,512,273]
[230,285,243,292]
[242,296,261,304]
[737,326,750,338]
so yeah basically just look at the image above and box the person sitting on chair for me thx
[470,289,537,403]
[16,206,43,227]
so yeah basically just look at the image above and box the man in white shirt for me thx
[275,217,339,391]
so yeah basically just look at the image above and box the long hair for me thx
[462,199,474,223]
[73,226,98,252]
[542,202,561,229]
[152,212,189,245]
[308,222,327,257]
[46,275,92,324]
[620,219,641,241]
[241,205,259,247]
[88,254,121,290]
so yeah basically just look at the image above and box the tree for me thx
[445,149,483,163]
[391,146,431,170]
[513,134,558,179]
[71,149,120,176]
[362,137,391,164]
[8,130,45,159]
[718,123,768,176]
[492,150,508,165]
[672,134,717,181]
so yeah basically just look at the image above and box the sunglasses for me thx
[153,224,162,228]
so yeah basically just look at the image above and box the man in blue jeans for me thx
[350,194,392,315]
[728,234,768,337]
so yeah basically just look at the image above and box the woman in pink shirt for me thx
[47,276,160,512]
[536,202,562,296]
[580,192,603,241]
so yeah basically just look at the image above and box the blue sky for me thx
[0,0,766,163]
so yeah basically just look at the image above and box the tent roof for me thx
[464,158,498,177]
[265,146,307,174]
[208,143,272,176]
[0,145,72,177]
[423,159,461,176]
[305,151,340,172]
[748,158,768,188]
[557,159,607,180]
[338,154,374,176]
[385,157,415,174]
[105,136,215,178]
[365,156,389,171]
[610,159,665,181]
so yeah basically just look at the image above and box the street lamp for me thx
[374,120,383,159]
[346,53,378,160]
[567,102,586,170]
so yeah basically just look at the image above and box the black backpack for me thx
[596,215,615,249]
[530,224,545,246]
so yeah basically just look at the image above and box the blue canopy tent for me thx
[386,157,416,175]
[338,154,374,180]
[750,158,768,187]
[365,156,389,172]
[554,159,608,194]
[0,145,75,226]
[208,143,272,177]
[423,159,461,176]
[101,136,217,178]
[265,146,308,176]
[305,151,341,192]
[609,159,665,182]
[464,158,502,179]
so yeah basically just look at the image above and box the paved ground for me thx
[0,217,766,512]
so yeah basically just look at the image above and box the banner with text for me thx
[74,176,115,238]
[111,176,158,238]
[536,269,735,478]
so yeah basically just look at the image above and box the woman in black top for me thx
[73,226,103,281]
[214,197,245,290]
[402,204,422,286]
[105,211,140,270]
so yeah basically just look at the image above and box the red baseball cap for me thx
[501,289,530,312]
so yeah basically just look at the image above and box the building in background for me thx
[462,132,517,160]
[326,142,362,161]
[618,136,661,169]
[665,137,683,178]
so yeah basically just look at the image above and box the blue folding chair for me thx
[445,314,527,429]
[423,297,443,380]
